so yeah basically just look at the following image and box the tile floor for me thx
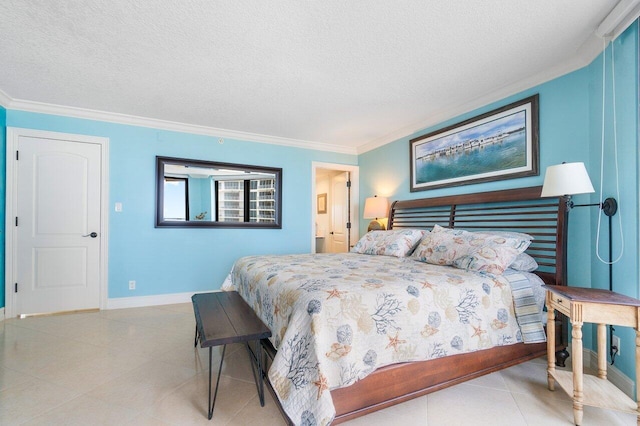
[0,303,635,425]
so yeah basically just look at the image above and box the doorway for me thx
[5,128,109,317]
[311,163,359,253]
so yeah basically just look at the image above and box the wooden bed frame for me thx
[265,185,569,424]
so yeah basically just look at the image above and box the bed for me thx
[223,186,568,425]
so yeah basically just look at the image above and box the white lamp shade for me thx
[363,196,389,219]
[541,162,595,197]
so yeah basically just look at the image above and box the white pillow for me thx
[508,252,539,272]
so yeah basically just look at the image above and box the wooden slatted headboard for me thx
[388,186,568,286]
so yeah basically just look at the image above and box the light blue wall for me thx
[359,21,639,385]
[5,111,357,299]
[587,22,639,382]
[0,106,5,309]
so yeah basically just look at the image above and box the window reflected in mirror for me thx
[156,156,282,228]
[163,177,188,221]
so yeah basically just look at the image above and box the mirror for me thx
[156,156,282,228]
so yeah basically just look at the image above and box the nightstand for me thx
[545,285,640,425]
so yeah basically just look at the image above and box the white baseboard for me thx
[584,348,634,399]
[107,290,219,310]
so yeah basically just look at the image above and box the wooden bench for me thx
[192,291,272,420]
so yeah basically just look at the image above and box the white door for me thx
[329,172,349,253]
[13,133,102,315]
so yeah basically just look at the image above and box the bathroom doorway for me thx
[311,163,359,253]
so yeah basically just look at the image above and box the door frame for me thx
[5,127,110,318]
[311,162,359,253]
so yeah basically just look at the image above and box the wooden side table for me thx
[545,285,640,425]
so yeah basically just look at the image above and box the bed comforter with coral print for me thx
[222,253,527,425]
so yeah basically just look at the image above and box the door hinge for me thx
[16,150,19,160]
[346,222,351,229]
[14,283,18,293]
[15,217,18,226]
[346,180,351,188]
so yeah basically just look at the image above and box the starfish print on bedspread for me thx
[312,372,329,400]
[471,323,486,338]
[421,280,435,289]
[492,278,507,289]
[325,288,347,299]
[386,331,406,351]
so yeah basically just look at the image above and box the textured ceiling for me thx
[0,1,618,152]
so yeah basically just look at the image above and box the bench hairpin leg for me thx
[194,326,199,348]
[208,344,226,420]
[246,342,259,398]
[245,341,266,406]
[257,339,265,406]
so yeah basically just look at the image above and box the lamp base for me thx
[602,197,617,217]
[367,220,386,232]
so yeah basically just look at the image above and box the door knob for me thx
[83,232,98,238]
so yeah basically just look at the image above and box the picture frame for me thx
[410,94,539,192]
[317,193,327,214]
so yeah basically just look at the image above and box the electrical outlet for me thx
[129,280,136,290]
[612,335,621,356]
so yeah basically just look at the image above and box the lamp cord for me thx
[596,36,624,265]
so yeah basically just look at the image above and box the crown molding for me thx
[3,95,358,155]
[0,88,11,108]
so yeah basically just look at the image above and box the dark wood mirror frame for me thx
[155,156,282,228]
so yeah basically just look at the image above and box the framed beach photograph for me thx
[410,95,539,192]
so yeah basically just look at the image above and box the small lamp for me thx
[363,195,389,232]
[541,162,595,200]
[541,162,617,216]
